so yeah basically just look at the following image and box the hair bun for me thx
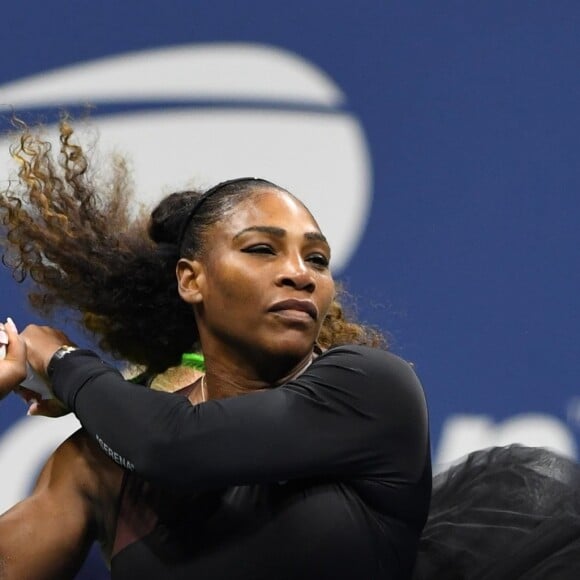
[148,190,202,245]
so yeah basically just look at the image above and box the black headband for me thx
[176,177,272,253]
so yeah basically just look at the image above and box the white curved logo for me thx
[0,43,372,273]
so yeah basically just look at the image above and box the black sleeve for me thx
[51,345,429,490]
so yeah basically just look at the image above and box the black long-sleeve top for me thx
[52,345,431,579]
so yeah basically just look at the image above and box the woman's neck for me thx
[201,348,315,400]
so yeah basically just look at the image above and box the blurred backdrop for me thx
[1,2,579,575]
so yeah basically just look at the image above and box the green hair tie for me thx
[181,352,206,371]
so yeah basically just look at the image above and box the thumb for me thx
[3,318,27,362]
[0,318,27,400]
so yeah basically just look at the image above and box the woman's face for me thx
[179,188,335,367]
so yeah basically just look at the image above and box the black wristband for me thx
[46,345,80,379]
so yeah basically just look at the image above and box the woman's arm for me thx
[52,345,430,491]
[0,430,121,580]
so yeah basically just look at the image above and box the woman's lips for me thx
[268,299,318,320]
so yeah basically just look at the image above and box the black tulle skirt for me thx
[413,445,580,580]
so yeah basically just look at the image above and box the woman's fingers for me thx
[0,318,28,400]
[0,320,74,413]
[3,318,27,360]
[24,395,70,418]
[0,325,7,360]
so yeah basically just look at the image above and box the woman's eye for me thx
[308,254,330,268]
[242,245,275,255]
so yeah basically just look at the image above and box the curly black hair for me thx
[0,121,386,373]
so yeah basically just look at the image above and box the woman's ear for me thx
[176,258,205,304]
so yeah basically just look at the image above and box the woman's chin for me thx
[268,332,315,356]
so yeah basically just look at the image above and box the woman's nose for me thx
[275,257,316,292]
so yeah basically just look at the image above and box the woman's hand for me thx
[0,318,27,400]
[18,386,70,417]
[0,320,72,417]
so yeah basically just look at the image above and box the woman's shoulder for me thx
[315,344,421,391]
[319,343,411,365]
[304,344,427,423]
[308,345,430,487]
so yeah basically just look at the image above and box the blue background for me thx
[1,1,579,575]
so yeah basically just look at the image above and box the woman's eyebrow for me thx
[234,226,285,239]
[233,226,328,245]
[305,231,328,244]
